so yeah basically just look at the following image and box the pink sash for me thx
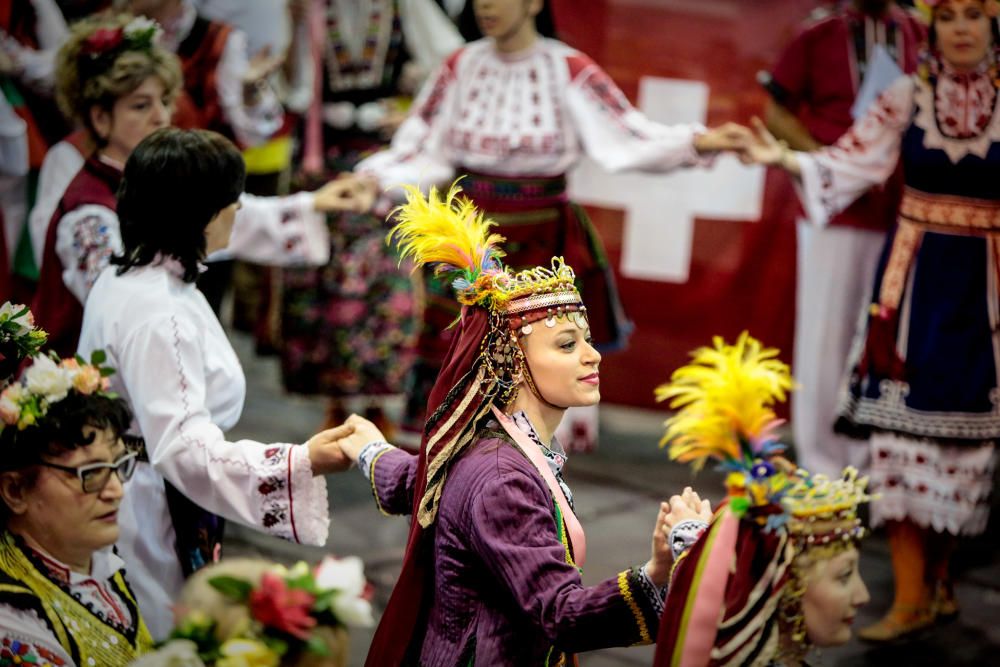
[491,406,587,566]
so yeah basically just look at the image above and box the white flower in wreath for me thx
[24,354,72,403]
[0,302,34,337]
[124,15,160,39]
[314,555,374,627]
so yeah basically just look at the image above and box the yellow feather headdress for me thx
[388,181,583,318]
[655,333,870,535]
[389,182,507,308]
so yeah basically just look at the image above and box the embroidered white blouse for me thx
[356,37,705,191]
[50,177,329,305]
[77,260,330,639]
[0,543,134,666]
[794,68,1000,226]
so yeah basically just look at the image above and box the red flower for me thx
[248,572,317,639]
[81,27,124,55]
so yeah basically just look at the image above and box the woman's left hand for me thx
[645,501,674,588]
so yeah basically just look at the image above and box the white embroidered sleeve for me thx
[53,204,122,304]
[28,141,84,268]
[118,315,330,546]
[213,192,329,266]
[795,75,914,227]
[355,56,459,193]
[566,57,704,173]
[215,29,283,148]
[0,605,74,667]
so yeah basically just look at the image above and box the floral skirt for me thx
[280,208,418,397]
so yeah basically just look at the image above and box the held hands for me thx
[645,487,714,587]
[306,423,356,475]
[242,45,285,103]
[335,414,389,463]
[692,119,800,174]
[737,117,790,167]
[693,122,754,154]
[311,174,380,214]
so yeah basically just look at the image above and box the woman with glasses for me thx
[0,352,152,666]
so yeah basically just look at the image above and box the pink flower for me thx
[0,391,20,426]
[60,358,80,371]
[248,572,316,640]
[72,365,102,395]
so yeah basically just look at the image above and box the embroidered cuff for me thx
[287,444,330,546]
[668,519,709,561]
[357,441,395,482]
[617,567,660,646]
[638,564,667,617]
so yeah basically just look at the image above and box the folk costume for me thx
[30,150,330,358]
[278,0,462,410]
[0,533,153,667]
[793,63,1000,537]
[356,185,665,666]
[77,255,332,641]
[651,334,871,667]
[356,36,708,448]
[0,353,153,666]
[762,2,924,476]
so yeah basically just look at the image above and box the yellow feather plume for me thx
[388,181,506,306]
[655,332,794,470]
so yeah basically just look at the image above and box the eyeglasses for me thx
[39,452,138,494]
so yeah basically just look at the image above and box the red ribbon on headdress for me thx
[364,307,491,667]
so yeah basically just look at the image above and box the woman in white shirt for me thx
[78,127,355,639]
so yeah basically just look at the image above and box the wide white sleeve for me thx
[215,29,284,148]
[795,75,914,227]
[53,204,122,304]
[28,141,84,268]
[118,314,330,545]
[565,56,704,173]
[0,605,74,667]
[355,56,458,192]
[0,95,27,178]
[213,191,329,266]
[397,0,464,73]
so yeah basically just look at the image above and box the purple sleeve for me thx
[370,448,419,516]
[468,469,660,649]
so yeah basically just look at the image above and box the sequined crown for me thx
[782,466,871,546]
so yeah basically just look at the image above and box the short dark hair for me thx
[112,127,246,282]
[0,393,133,523]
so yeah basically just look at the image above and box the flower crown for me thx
[389,182,583,320]
[163,556,373,666]
[0,351,115,432]
[656,333,870,540]
[78,17,161,77]
[0,303,47,384]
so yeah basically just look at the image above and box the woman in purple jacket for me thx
[336,184,692,666]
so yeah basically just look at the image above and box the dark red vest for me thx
[173,16,236,142]
[31,157,121,357]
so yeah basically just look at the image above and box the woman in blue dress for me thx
[746,0,1000,642]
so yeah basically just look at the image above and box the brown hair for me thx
[54,13,182,142]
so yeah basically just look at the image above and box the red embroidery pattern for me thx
[935,69,996,140]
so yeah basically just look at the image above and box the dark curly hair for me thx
[111,128,246,282]
[0,392,133,523]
